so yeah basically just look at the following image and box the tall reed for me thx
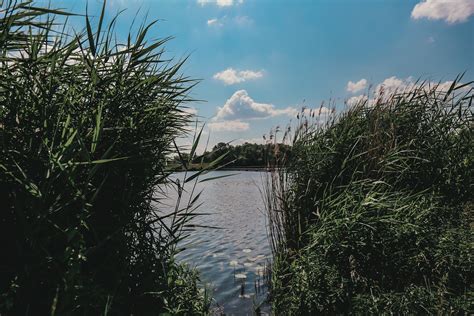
[265,76,473,314]
[0,1,216,314]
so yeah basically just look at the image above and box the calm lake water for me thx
[163,171,271,315]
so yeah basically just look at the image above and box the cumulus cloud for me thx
[209,91,335,134]
[347,79,368,93]
[411,0,474,24]
[346,77,414,107]
[371,76,462,96]
[208,120,249,131]
[213,68,263,85]
[346,76,471,107]
[374,76,414,95]
[347,95,369,107]
[214,90,296,121]
[198,0,241,7]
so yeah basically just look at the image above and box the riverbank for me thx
[169,163,277,172]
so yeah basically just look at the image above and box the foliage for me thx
[171,142,291,168]
[0,1,212,314]
[265,77,474,314]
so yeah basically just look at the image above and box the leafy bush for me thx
[266,77,473,314]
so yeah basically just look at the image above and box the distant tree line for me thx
[172,142,291,168]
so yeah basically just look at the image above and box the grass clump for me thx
[265,76,473,314]
[0,1,212,314]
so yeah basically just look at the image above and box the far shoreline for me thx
[169,164,277,172]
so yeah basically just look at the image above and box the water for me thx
[162,171,271,315]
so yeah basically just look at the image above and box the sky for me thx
[49,0,474,150]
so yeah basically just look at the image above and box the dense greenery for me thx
[172,142,291,169]
[265,77,474,314]
[0,1,211,314]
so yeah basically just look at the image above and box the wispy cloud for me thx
[233,15,253,27]
[234,137,266,145]
[213,68,263,85]
[206,15,253,28]
[207,18,223,27]
[411,0,474,24]
[108,0,145,9]
[346,78,367,93]
[197,0,243,7]
[208,120,249,131]
[182,106,198,115]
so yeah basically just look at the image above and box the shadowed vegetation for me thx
[265,77,473,314]
[0,1,215,314]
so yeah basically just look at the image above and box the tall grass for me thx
[0,1,215,314]
[265,76,473,314]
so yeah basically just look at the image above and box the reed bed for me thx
[0,1,217,314]
[265,76,473,314]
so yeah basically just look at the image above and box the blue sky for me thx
[54,0,473,149]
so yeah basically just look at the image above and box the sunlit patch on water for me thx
[255,265,265,276]
[234,273,247,279]
[250,254,266,262]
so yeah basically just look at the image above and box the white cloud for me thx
[347,95,369,107]
[298,106,332,117]
[208,120,249,131]
[345,77,413,107]
[427,36,435,43]
[435,80,460,92]
[234,137,266,145]
[206,15,253,28]
[375,76,414,96]
[346,76,471,106]
[213,90,331,123]
[347,79,368,93]
[411,0,474,24]
[183,106,198,115]
[214,90,296,121]
[198,0,241,7]
[207,18,223,27]
[213,68,263,85]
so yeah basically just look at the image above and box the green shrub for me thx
[266,77,473,314]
